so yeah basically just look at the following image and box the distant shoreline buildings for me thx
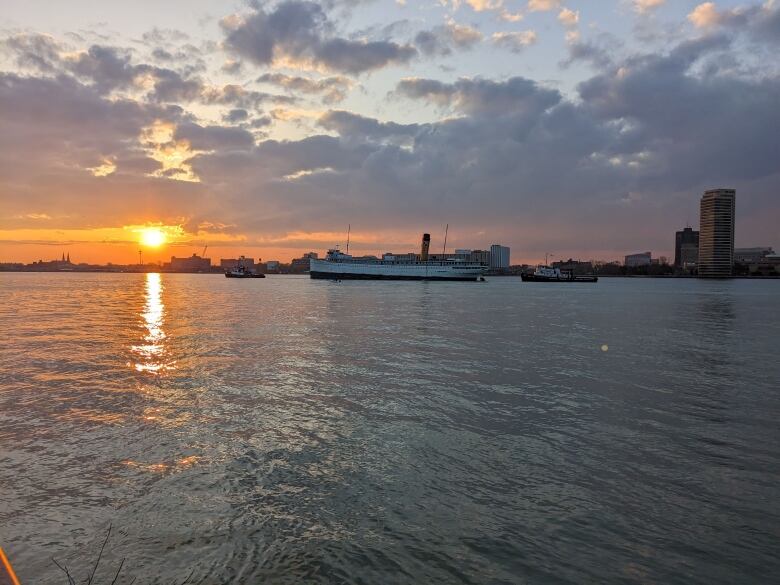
[1,190,778,276]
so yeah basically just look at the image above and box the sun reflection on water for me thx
[132,273,174,373]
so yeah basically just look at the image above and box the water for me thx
[1,273,779,584]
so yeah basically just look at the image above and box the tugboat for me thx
[225,256,266,278]
[521,265,598,283]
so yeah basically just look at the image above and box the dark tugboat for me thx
[225,256,265,278]
[521,265,598,283]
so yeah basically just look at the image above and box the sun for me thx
[140,228,166,248]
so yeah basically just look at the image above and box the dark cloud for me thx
[257,72,352,103]
[395,76,561,116]
[318,110,423,141]
[221,0,417,74]
[223,108,249,123]
[174,122,255,151]
[0,72,200,227]
[67,45,143,93]
[414,21,482,57]
[201,84,297,109]
[1,33,62,72]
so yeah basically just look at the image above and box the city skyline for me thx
[1,1,779,264]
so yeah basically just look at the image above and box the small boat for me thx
[521,265,598,283]
[225,256,265,278]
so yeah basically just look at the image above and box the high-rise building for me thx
[490,244,510,269]
[698,189,735,278]
[674,227,699,268]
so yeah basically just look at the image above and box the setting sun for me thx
[140,228,166,248]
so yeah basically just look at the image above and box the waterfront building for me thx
[220,257,255,270]
[698,189,735,278]
[624,252,651,267]
[265,260,280,272]
[674,227,699,268]
[734,247,774,264]
[490,245,510,269]
[290,252,319,273]
[553,259,594,274]
[169,254,211,272]
[470,250,491,266]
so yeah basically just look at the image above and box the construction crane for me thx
[201,245,208,258]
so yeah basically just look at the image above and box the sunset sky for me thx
[1,0,778,264]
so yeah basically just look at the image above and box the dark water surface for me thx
[1,273,779,584]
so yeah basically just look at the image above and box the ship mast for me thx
[442,224,449,257]
[346,224,350,255]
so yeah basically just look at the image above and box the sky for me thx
[0,0,778,264]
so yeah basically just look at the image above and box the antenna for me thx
[442,224,449,257]
[346,224,351,255]
[139,250,143,266]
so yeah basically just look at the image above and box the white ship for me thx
[310,233,486,281]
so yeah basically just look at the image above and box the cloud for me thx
[318,109,423,141]
[415,20,483,56]
[688,2,721,28]
[201,84,296,109]
[2,9,780,260]
[1,33,63,72]
[174,122,255,152]
[633,0,665,14]
[223,108,249,124]
[527,0,559,12]
[221,1,417,74]
[558,7,579,27]
[686,1,780,44]
[257,72,353,103]
[491,30,538,53]
[395,75,560,116]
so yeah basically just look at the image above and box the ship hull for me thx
[225,272,265,278]
[310,258,484,281]
[311,271,479,281]
[521,273,598,283]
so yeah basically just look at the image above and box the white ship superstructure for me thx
[310,233,486,281]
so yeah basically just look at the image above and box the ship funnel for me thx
[420,233,431,261]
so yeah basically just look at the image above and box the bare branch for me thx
[51,557,76,585]
[87,522,112,585]
[109,557,126,585]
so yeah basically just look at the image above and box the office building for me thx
[490,244,510,269]
[674,227,699,268]
[679,243,698,270]
[624,252,651,267]
[698,189,735,278]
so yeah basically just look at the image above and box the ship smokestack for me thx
[420,233,431,261]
